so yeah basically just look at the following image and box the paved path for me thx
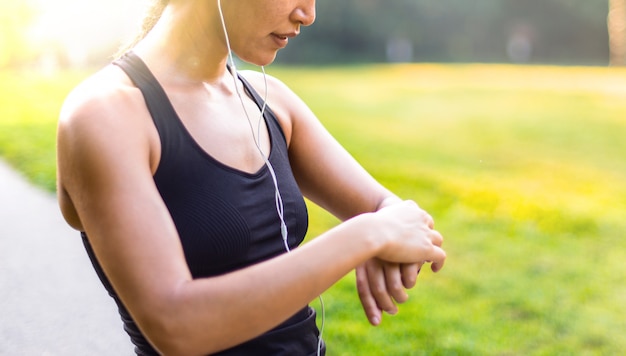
[0,160,133,355]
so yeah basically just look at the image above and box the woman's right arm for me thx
[57,72,445,356]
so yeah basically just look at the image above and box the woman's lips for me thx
[271,32,297,48]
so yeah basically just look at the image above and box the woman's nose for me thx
[292,0,316,26]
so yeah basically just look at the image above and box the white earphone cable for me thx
[217,1,325,354]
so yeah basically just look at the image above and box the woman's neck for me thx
[132,1,229,86]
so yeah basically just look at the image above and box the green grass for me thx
[2,63,626,355]
[0,70,85,191]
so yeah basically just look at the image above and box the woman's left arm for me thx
[249,72,429,325]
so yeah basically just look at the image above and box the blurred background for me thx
[1,0,625,69]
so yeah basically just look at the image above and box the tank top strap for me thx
[236,72,288,144]
[113,51,179,149]
[236,71,265,108]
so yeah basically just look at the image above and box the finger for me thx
[366,261,398,315]
[400,263,421,289]
[384,263,409,304]
[429,229,444,247]
[414,206,434,229]
[425,213,435,230]
[429,246,447,273]
[356,264,383,326]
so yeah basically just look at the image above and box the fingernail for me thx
[371,316,380,325]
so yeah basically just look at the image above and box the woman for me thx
[56,0,446,355]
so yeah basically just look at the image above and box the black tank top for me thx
[81,52,324,355]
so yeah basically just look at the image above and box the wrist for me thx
[350,211,389,257]
[375,195,402,211]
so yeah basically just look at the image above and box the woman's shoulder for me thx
[56,65,155,231]
[59,64,145,128]
[57,63,157,174]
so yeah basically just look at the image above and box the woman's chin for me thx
[237,51,279,67]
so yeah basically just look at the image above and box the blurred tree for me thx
[608,0,626,66]
[277,0,610,65]
[502,0,608,65]
[0,2,36,68]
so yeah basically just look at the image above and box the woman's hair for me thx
[115,0,169,58]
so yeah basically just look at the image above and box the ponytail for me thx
[115,0,169,58]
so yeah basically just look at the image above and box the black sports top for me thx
[81,52,324,355]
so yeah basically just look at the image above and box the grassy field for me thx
[1,63,625,355]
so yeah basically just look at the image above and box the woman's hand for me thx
[356,260,423,325]
[372,200,446,269]
[355,200,445,325]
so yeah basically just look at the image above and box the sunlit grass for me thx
[270,64,626,355]
[1,63,626,354]
[0,70,85,191]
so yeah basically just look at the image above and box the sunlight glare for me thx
[29,0,148,66]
